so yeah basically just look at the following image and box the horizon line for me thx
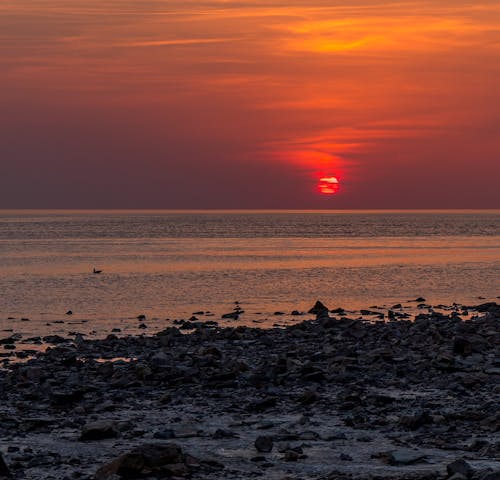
[1,208,499,214]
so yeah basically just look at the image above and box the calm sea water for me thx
[0,210,499,339]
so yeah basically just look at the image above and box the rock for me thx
[340,453,352,461]
[0,453,11,477]
[308,300,329,316]
[382,449,427,465]
[79,420,119,441]
[221,312,239,319]
[478,472,500,480]
[134,363,152,380]
[246,397,277,412]
[136,314,146,320]
[0,335,20,345]
[50,389,85,406]
[66,310,73,315]
[283,450,301,461]
[153,429,176,440]
[297,390,318,405]
[255,435,273,453]
[448,474,468,480]
[447,459,474,478]
[94,443,188,480]
[212,429,238,439]
[42,335,67,344]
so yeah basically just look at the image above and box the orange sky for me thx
[1,0,499,208]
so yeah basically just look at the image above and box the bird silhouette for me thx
[93,268,102,274]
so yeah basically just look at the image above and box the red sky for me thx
[1,0,499,208]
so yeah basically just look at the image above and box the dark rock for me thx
[95,443,188,480]
[474,302,498,312]
[0,336,20,345]
[478,472,500,480]
[447,459,474,478]
[308,300,329,316]
[255,435,273,453]
[212,429,238,439]
[153,429,176,440]
[284,450,302,461]
[79,421,119,441]
[66,310,73,315]
[297,390,318,405]
[246,397,277,412]
[42,335,67,344]
[0,453,11,477]
[380,450,427,465]
[50,389,85,406]
[330,307,345,314]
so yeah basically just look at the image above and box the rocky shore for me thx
[0,301,499,480]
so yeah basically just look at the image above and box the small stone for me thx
[153,429,176,440]
[384,449,427,465]
[212,429,238,439]
[284,450,301,462]
[79,421,119,441]
[255,435,273,453]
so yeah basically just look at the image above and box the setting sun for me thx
[318,176,340,194]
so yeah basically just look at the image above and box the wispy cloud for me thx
[118,38,239,48]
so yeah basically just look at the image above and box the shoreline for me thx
[2,298,499,362]
[0,301,499,479]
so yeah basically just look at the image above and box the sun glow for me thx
[318,175,340,195]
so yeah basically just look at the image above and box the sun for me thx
[318,175,340,195]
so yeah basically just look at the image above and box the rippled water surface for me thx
[1,210,499,338]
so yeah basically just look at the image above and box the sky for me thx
[0,0,499,209]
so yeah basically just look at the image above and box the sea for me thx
[0,210,499,340]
